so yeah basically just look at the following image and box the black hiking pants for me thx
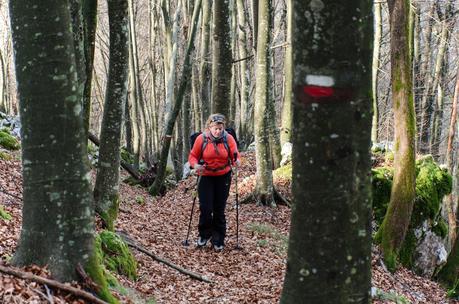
[198,171,232,246]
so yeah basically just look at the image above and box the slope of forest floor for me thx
[0,151,457,303]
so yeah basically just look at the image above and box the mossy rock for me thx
[99,231,137,280]
[273,162,292,180]
[413,155,452,226]
[371,167,393,225]
[372,155,452,269]
[0,130,20,151]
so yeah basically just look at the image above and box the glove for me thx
[194,163,205,174]
[234,159,241,167]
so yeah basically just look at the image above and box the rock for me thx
[280,142,292,166]
[414,223,448,277]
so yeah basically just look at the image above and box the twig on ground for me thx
[0,263,108,304]
[0,185,22,201]
[116,231,213,284]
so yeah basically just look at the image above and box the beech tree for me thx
[94,0,130,231]
[376,0,416,272]
[280,0,373,302]
[8,0,115,295]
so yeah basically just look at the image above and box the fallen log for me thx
[116,231,212,284]
[0,263,108,304]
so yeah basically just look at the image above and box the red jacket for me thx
[188,131,240,176]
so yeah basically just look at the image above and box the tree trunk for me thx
[199,0,212,128]
[279,0,292,146]
[82,0,98,139]
[417,2,436,152]
[371,1,382,144]
[94,0,129,232]
[150,0,202,196]
[280,0,373,301]
[254,0,274,205]
[377,0,416,272]
[211,0,232,117]
[444,68,459,251]
[9,0,95,282]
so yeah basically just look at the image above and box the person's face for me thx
[209,123,224,138]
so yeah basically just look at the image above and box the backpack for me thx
[190,127,239,163]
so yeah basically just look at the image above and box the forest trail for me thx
[0,151,456,303]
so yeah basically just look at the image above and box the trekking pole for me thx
[182,161,204,247]
[234,152,242,250]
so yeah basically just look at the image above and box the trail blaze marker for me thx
[297,74,354,104]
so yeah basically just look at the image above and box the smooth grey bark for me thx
[235,0,251,146]
[280,0,292,146]
[10,1,95,281]
[199,0,211,127]
[94,0,129,232]
[82,0,98,139]
[211,0,232,117]
[371,1,382,144]
[150,0,202,195]
[280,0,373,302]
[254,0,274,205]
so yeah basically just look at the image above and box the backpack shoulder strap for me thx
[222,131,232,164]
[199,132,208,161]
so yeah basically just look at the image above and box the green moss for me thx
[85,235,119,304]
[99,230,137,280]
[121,148,134,164]
[0,205,12,220]
[413,155,452,226]
[135,196,145,205]
[399,230,416,269]
[432,218,448,239]
[371,167,393,225]
[372,155,452,271]
[0,131,20,151]
[0,151,12,160]
[273,163,292,180]
[99,195,120,231]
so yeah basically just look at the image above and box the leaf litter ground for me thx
[0,152,456,303]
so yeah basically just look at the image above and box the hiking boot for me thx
[213,244,224,252]
[197,236,209,247]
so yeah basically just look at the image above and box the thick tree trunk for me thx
[280,0,373,302]
[254,0,274,205]
[211,0,232,117]
[94,0,129,232]
[10,0,95,282]
[377,0,416,272]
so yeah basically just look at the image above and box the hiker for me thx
[188,113,240,251]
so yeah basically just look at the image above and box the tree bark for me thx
[199,0,212,128]
[254,0,274,205]
[150,0,202,196]
[9,0,95,282]
[280,0,292,146]
[377,0,416,272]
[94,0,129,232]
[280,0,373,301]
[211,0,232,117]
[371,1,382,144]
